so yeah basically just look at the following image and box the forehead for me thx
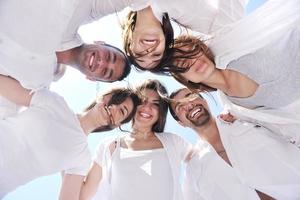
[173,89,191,101]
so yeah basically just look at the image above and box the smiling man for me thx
[169,87,300,200]
[56,43,131,82]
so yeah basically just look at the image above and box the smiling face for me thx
[130,30,166,69]
[93,94,135,127]
[76,44,126,82]
[170,88,211,128]
[174,51,216,84]
[133,89,160,129]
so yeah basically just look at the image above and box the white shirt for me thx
[150,0,249,35]
[217,118,300,199]
[211,0,300,68]
[0,0,150,119]
[111,146,173,200]
[60,0,151,51]
[0,89,91,198]
[92,132,191,200]
[184,141,260,200]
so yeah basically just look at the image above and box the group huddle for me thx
[0,0,300,199]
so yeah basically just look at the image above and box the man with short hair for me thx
[0,0,148,118]
[169,88,300,200]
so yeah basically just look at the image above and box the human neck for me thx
[136,6,161,30]
[202,68,231,94]
[56,47,79,68]
[131,126,155,139]
[194,118,224,152]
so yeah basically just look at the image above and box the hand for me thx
[219,112,236,123]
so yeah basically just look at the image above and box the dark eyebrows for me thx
[124,106,128,116]
[107,69,113,80]
[112,52,117,63]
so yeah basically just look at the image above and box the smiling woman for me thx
[79,79,193,200]
[122,0,249,71]
[0,74,140,199]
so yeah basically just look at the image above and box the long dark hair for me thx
[134,79,168,133]
[122,11,174,71]
[160,35,217,92]
[84,87,140,133]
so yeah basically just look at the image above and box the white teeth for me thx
[191,107,202,118]
[140,112,151,118]
[143,40,156,45]
[89,54,95,67]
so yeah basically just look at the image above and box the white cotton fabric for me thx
[217,118,300,200]
[150,0,249,36]
[184,141,260,200]
[59,0,151,51]
[92,132,192,200]
[225,26,300,109]
[210,0,300,68]
[209,0,300,148]
[111,147,173,200]
[0,89,91,198]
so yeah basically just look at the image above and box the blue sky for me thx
[4,0,266,199]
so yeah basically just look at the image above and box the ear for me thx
[86,76,96,81]
[94,41,105,45]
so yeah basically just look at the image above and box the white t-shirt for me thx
[150,0,248,35]
[0,89,91,197]
[111,146,173,200]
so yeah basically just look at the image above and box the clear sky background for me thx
[4,0,266,199]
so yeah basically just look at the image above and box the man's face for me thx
[171,88,211,128]
[76,44,126,82]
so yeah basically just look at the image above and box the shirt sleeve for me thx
[30,89,67,111]
[65,149,92,176]
[90,0,150,19]
[93,141,107,167]
[171,133,193,161]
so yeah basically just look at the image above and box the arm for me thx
[0,75,32,106]
[59,174,85,200]
[79,162,103,200]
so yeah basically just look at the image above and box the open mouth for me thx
[141,39,157,45]
[139,112,152,119]
[104,106,115,126]
[88,52,97,72]
[189,106,203,119]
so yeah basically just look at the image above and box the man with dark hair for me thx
[0,0,151,118]
[169,87,300,200]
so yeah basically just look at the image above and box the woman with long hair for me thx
[0,75,139,199]
[122,0,249,70]
[80,79,192,200]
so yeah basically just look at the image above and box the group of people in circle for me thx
[0,0,300,199]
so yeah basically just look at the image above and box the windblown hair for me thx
[160,35,217,91]
[134,79,169,133]
[122,11,174,71]
[84,87,140,133]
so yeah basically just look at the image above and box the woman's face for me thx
[133,89,160,129]
[175,51,216,83]
[95,94,134,126]
[130,14,166,69]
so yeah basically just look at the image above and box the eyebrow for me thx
[124,106,128,116]
[174,92,192,111]
[107,69,113,80]
[112,52,117,63]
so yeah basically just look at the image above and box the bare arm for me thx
[59,174,85,200]
[0,75,32,106]
[79,162,103,200]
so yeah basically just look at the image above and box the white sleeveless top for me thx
[110,144,173,200]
